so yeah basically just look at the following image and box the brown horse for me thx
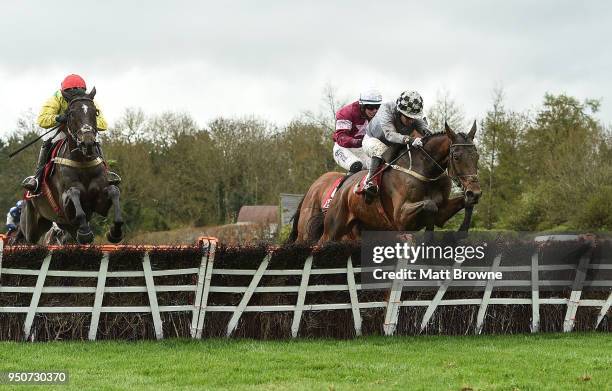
[18,88,124,245]
[287,172,345,243]
[289,122,481,244]
[287,126,431,244]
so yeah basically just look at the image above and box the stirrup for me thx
[107,171,122,185]
[363,182,378,204]
[363,180,378,195]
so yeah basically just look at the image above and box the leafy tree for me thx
[426,89,466,132]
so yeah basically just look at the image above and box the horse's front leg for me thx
[434,196,469,229]
[63,187,93,244]
[105,185,124,243]
[394,199,437,231]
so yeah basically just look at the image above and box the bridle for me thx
[447,143,479,187]
[389,139,479,190]
[64,96,99,156]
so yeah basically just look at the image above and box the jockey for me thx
[6,200,24,234]
[22,74,119,193]
[332,89,383,173]
[361,90,432,196]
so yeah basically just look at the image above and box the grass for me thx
[0,333,610,390]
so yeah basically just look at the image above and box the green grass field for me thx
[0,333,610,390]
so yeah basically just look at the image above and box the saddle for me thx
[320,168,386,211]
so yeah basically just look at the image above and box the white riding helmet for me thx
[359,89,383,106]
[396,90,424,119]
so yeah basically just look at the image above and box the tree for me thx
[426,89,466,132]
[476,88,528,228]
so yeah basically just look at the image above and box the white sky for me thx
[1,1,610,137]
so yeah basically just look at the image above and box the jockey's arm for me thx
[37,95,62,129]
[94,101,108,131]
[334,120,361,148]
[380,121,407,144]
[375,103,406,144]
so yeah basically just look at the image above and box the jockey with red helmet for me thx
[332,88,383,173]
[22,74,120,192]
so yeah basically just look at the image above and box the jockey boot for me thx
[348,161,363,175]
[363,156,384,199]
[22,140,52,193]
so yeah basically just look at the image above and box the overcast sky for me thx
[1,1,610,137]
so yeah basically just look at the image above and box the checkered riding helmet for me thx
[396,90,424,119]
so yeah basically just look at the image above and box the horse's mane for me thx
[422,131,471,143]
[421,131,447,142]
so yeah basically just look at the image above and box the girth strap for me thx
[53,157,103,168]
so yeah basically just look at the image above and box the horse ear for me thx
[88,86,97,99]
[445,121,457,142]
[468,120,477,140]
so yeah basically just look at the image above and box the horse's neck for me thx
[395,137,450,176]
[60,137,86,161]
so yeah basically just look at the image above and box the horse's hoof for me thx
[77,230,94,244]
[106,230,123,244]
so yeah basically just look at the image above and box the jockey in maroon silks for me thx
[332,89,383,173]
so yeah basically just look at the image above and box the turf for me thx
[0,333,610,390]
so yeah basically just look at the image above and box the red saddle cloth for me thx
[321,176,345,210]
[24,139,66,216]
[43,139,66,184]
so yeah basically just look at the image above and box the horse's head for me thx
[445,121,481,205]
[64,87,99,158]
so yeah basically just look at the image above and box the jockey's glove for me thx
[6,224,16,232]
[56,114,67,124]
[403,136,423,149]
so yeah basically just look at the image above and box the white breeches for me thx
[333,143,370,171]
[362,134,389,158]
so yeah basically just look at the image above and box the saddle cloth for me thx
[321,176,345,211]
[24,139,68,217]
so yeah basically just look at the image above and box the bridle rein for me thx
[390,138,478,191]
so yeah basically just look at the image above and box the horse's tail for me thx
[286,197,304,244]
